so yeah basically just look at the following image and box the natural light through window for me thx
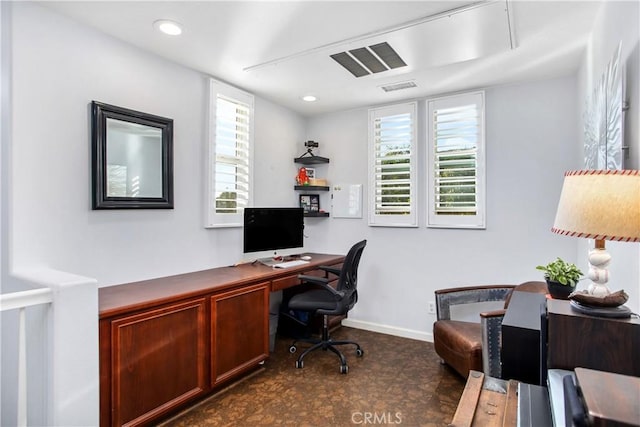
[214,96,250,214]
[427,92,485,228]
[206,80,254,228]
[368,102,417,227]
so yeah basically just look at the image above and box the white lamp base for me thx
[586,245,611,297]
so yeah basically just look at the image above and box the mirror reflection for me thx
[106,118,163,198]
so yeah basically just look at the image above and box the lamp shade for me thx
[552,170,640,242]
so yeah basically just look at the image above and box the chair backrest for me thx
[335,239,367,311]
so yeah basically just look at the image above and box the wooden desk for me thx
[99,253,344,427]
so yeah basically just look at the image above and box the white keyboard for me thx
[273,259,310,269]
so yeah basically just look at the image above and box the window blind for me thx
[206,80,254,228]
[433,104,478,214]
[368,103,417,227]
[214,95,251,214]
[427,92,485,228]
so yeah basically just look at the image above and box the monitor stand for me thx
[255,256,287,267]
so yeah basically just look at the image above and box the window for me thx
[427,91,485,228]
[205,80,254,228]
[368,102,417,227]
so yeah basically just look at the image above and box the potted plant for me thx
[536,257,584,299]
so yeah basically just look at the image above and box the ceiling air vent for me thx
[380,81,417,93]
[331,42,407,78]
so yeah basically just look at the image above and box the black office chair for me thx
[287,239,367,374]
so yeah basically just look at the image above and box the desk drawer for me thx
[272,275,301,291]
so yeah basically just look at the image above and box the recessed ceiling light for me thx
[153,19,183,36]
[302,95,317,102]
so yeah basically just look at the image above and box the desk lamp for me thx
[551,170,640,297]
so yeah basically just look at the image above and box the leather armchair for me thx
[433,282,547,379]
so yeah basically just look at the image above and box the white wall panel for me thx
[577,0,640,313]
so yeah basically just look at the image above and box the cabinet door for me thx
[109,298,208,427]
[211,282,269,386]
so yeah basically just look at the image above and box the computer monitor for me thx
[243,207,304,265]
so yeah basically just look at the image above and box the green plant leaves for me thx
[536,257,583,286]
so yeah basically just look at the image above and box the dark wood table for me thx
[547,298,640,376]
[575,367,640,427]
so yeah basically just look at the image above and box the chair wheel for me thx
[355,348,364,357]
[295,360,304,369]
[340,364,349,374]
[289,345,297,354]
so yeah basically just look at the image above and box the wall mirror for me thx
[91,101,173,209]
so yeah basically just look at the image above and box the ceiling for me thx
[41,1,601,117]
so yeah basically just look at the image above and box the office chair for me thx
[287,239,367,374]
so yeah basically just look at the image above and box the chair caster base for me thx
[340,364,348,374]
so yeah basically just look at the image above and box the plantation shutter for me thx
[206,80,254,228]
[427,92,485,228]
[368,102,417,227]
[214,96,250,213]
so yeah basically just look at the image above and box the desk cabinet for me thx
[211,282,269,386]
[105,298,209,427]
[99,253,344,427]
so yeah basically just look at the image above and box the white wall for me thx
[4,4,308,424]
[306,76,580,338]
[8,2,306,288]
[577,0,640,311]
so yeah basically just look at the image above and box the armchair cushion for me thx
[433,320,482,378]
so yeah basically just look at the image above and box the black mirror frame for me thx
[91,101,174,209]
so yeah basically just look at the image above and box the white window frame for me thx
[426,91,485,229]
[205,79,255,228]
[368,102,418,227]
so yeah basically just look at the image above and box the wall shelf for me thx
[304,212,330,218]
[294,185,329,191]
[294,155,330,165]
[295,151,329,219]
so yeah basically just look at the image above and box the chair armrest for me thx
[318,265,341,277]
[435,285,514,320]
[480,309,507,378]
[297,274,329,285]
[298,274,343,300]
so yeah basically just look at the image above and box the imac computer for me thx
[243,207,304,266]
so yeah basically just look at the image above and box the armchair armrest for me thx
[434,285,514,321]
[480,309,507,378]
[479,309,507,319]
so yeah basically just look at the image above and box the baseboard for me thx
[341,318,433,343]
